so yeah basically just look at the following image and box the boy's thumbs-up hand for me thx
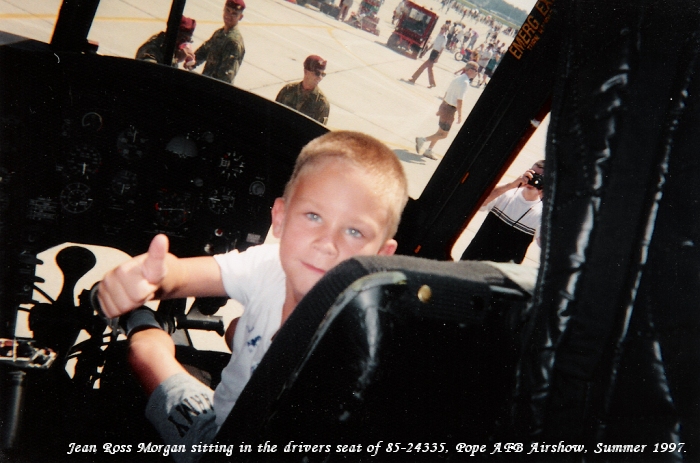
[98,234,171,319]
[142,234,169,284]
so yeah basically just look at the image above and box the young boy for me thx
[95,131,408,462]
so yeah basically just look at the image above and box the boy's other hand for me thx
[98,234,170,319]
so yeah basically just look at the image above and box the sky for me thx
[503,0,537,13]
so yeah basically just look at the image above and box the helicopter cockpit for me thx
[1,0,699,461]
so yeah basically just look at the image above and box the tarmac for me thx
[2,0,543,351]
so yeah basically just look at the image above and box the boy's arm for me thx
[97,234,227,319]
[128,328,188,395]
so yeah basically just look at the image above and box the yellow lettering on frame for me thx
[535,0,553,16]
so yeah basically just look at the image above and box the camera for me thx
[527,173,544,190]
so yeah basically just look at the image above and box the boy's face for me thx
[271,160,397,307]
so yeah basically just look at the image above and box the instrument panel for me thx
[52,105,269,250]
[24,101,272,257]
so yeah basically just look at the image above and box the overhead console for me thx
[0,39,327,336]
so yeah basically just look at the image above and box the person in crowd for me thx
[338,0,354,22]
[446,22,457,49]
[93,131,409,463]
[479,49,501,86]
[452,24,466,51]
[136,16,197,67]
[414,61,479,159]
[275,55,331,125]
[406,27,448,88]
[186,0,245,85]
[475,43,494,86]
[460,161,545,263]
[467,28,479,49]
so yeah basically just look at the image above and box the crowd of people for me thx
[442,20,506,87]
[405,19,504,88]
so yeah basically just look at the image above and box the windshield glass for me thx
[1,0,545,262]
[1,0,540,183]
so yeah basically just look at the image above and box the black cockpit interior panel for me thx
[0,39,326,337]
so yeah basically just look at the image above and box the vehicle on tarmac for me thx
[347,0,382,35]
[0,0,697,461]
[386,0,438,59]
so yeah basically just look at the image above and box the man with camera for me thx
[460,160,545,264]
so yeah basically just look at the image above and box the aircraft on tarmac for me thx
[0,0,697,461]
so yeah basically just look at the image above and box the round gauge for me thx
[81,112,103,132]
[154,189,192,228]
[111,170,138,196]
[117,126,149,160]
[201,131,215,144]
[249,180,266,197]
[66,144,102,177]
[207,187,236,215]
[60,182,93,214]
[218,151,245,179]
[165,135,198,159]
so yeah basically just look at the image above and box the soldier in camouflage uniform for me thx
[187,0,246,85]
[136,16,196,67]
[275,55,331,125]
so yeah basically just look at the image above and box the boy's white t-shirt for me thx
[212,243,286,427]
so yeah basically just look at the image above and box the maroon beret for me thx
[179,16,196,34]
[303,55,327,72]
[226,0,246,10]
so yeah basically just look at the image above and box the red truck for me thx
[387,1,439,59]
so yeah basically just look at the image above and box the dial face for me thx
[81,112,103,132]
[200,131,215,144]
[66,144,102,177]
[208,187,236,215]
[111,170,138,196]
[249,180,266,197]
[217,151,245,180]
[60,182,93,214]
[154,189,192,228]
[117,126,149,160]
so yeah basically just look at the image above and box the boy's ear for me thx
[271,197,286,238]
[377,239,398,256]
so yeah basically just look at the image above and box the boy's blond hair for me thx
[283,131,408,238]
